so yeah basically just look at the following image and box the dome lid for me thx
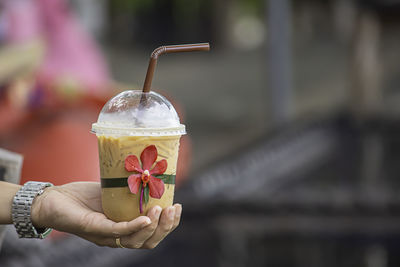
[91,90,185,136]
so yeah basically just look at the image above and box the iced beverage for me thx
[92,43,209,221]
[92,90,186,222]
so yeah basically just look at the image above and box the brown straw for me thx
[142,43,210,93]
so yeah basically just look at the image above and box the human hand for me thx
[31,182,182,249]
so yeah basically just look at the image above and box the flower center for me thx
[141,170,150,187]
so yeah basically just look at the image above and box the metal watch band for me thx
[12,181,53,239]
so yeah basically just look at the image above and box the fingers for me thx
[82,213,151,237]
[142,204,180,249]
[78,207,160,248]
[171,204,182,232]
[81,204,183,249]
[120,205,162,249]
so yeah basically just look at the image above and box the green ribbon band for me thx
[101,174,175,188]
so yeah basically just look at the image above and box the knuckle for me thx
[146,224,157,232]
[80,218,90,234]
[80,214,96,234]
[160,223,173,232]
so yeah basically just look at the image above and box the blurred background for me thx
[1,0,400,266]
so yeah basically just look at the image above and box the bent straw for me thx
[142,43,210,93]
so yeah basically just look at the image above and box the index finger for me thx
[81,213,151,237]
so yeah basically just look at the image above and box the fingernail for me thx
[168,207,176,219]
[142,217,151,227]
[154,206,162,217]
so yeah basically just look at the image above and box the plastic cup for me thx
[91,90,186,222]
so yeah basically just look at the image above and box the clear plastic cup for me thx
[92,90,186,222]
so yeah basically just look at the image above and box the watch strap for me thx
[12,181,53,239]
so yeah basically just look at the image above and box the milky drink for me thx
[92,43,209,221]
[92,90,185,222]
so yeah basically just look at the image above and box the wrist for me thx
[0,182,21,224]
[31,186,54,229]
[12,181,54,238]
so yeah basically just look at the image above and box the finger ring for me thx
[115,237,126,248]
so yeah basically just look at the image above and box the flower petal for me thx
[127,174,142,194]
[148,176,165,199]
[141,145,158,170]
[125,155,143,173]
[150,159,167,175]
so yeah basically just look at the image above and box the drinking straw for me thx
[142,43,210,93]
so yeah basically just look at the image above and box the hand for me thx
[31,182,182,249]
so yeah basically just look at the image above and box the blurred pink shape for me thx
[37,0,110,92]
[3,0,110,93]
[2,0,42,42]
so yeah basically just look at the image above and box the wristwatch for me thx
[12,181,53,239]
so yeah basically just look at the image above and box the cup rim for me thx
[91,123,186,136]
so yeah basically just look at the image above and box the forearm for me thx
[0,181,22,224]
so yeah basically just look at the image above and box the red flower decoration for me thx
[125,145,167,200]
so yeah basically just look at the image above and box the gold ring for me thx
[115,237,125,248]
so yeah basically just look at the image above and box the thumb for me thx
[82,213,151,237]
